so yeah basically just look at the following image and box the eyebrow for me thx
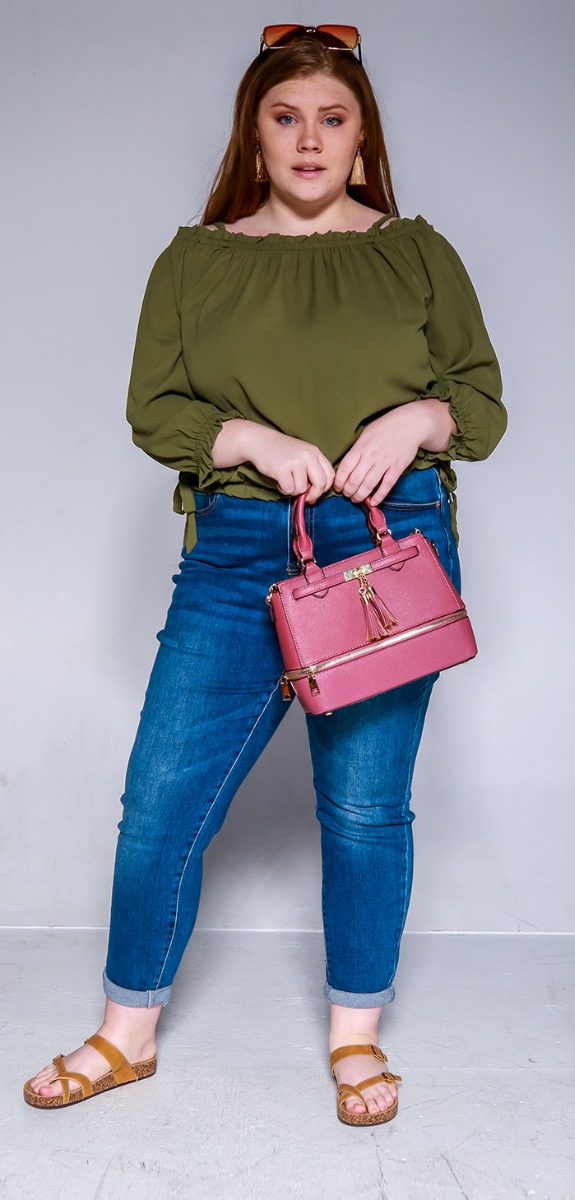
[269,102,350,112]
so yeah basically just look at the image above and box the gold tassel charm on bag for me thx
[255,142,269,182]
[356,569,397,642]
[348,144,366,186]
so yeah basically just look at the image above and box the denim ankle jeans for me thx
[103,466,461,1009]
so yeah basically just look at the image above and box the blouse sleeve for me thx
[126,241,243,486]
[414,226,507,463]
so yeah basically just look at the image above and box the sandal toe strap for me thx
[336,1070,403,1104]
[351,1072,399,1092]
[336,1070,402,1112]
[52,1056,94,1102]
[337,1083,369,1111]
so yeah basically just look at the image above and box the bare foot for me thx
[27,1001,161,1099]
[27,1030,157,1098]
[330,1035,399,1116]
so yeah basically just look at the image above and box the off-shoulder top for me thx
[126,214,506,551]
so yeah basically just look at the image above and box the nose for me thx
[297,123,321,152]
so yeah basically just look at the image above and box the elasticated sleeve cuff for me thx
[413,227,507,463]
[188,408,245,489]
[416,380,506,463]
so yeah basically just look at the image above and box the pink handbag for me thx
[266,489,477,716]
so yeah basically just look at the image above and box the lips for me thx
[292,165,325,175]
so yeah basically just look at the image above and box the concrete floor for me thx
[2,930,574,1200]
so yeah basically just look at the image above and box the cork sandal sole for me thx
[23,1031,157,1110]
[330,1042,402,1128]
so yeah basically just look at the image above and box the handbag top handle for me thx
[291,487,396,572]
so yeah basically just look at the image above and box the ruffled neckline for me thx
[177,214,427,249]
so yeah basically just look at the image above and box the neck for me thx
[252,193,366,236]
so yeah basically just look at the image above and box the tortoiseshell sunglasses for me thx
[259,24,362,64]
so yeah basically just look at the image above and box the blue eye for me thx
[276,114,342,126]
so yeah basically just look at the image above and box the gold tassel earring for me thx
[255,142,269,183]
[349,144,366,186]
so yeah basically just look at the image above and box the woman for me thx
[24,24,506,1126]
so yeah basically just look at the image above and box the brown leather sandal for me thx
[23,1032,157,1109]
[330,1042,402,1126]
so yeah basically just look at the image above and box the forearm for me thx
[211,418,265,468]
[212,419,335,503]
[415,397,458,453]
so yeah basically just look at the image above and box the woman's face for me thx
[255,72,364,208]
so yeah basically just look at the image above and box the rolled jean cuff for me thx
[323,982,396,1008]
[102,969,172,1009]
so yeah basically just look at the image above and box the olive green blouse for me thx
[126,214,506,552]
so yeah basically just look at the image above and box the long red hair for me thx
[201,39,399,225]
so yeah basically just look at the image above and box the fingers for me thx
[369,466,403,506]
[334,457,385,503]
[335,455,407,505]
[340,464,384,504]
[333,447,361,494]
[277,465,305,496]
[277,453,334,503]
[305,455,334,504]
[333,412,421,503]
[276,472,296,496]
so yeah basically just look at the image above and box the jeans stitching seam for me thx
[432,466,455,580]
[384,677,434,989]
[155,677,283,989]
[194,492,219,516]
[437,497,455,581]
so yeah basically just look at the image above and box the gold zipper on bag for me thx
[281,609,468,696]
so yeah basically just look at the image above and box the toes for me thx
[28,1066,62,1097]
[342,1089,394,1114]
[30,1070,56,1092]
[363,1088,396,1114]
[38,1084,61,1098]
[344,1089,396,1116]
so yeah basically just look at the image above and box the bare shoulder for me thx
[213,214,266,235]
[349,206,401,232]
[204,216,267,234]
[362,209,401,230]
[205,213,402,234]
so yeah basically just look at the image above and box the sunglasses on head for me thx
[259,24,362,64]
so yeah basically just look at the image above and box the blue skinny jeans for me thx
[103,466,461,1009]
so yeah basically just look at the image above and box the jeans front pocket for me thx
[380,468,461,591]
[193,490,220,518]
[380,467,441,539]
[382,466,441,511]
[180,491,222,560]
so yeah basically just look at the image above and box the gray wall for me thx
[1,0,573,932]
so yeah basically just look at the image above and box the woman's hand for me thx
[333,399,457,505]
[212,419,335,504]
